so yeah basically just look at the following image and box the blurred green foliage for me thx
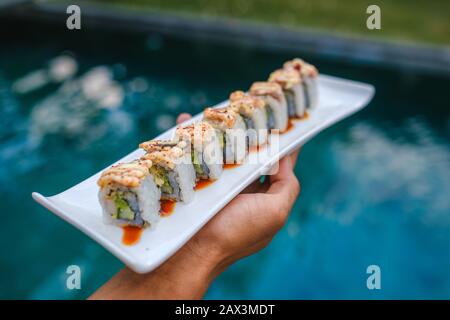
[82,0,450,46]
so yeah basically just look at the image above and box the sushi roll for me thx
[98,159,161,228]
[139,140,196,203]
[249,81,288,132]
[174,121,223,181]
[229,90,268,147]
[269,68,305,118]
[283,58,319,110]
[203,106,247,164]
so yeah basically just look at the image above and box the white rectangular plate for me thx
[33,74,374,273]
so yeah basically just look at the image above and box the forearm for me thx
[89,243,223,300]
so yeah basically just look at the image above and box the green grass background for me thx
[60,0,450,46]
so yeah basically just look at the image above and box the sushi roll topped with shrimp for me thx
[139,139,180,153]
[229,90,268,147]
[203,106,247,164]
[174,121,223,181]
[139,140,196,203]
[269,68,306,118]
[283,58,319,110]
[283,58,319,77]
[249,81,288,132]
[98,159,161,228]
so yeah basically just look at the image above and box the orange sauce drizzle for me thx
[281,120,294,134]
[195,179,215,190]
[160,199,176,217]
[122,226,143,246]
[223,163,241,170]
[291,111,309,121]
[249,146,257,153]
[248,145,259,153]
[249,143,268,153]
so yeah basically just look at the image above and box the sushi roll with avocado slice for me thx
[283,58,319,110]
[203,106,247,165]
[249,81,288,132]
[174,121,223,181]
[269,68,305,118]
[97,159,161,228]
[229,90,268,147]
[139,140,196,203]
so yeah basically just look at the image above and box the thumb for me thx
[177,113,192,125]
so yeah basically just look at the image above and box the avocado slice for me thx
[161,180,173,195]
[265,107,275,129]
[150,166,173,194]
[217,131,225,149]
[113,195,135,221]
[191,151,204,175]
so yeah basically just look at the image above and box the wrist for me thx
[178,235,227,282]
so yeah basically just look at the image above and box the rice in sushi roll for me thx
[249,81,288,132]
[139,140,196,203]
[283,58,319,110]
[269,68,305,118]
[98,159,161,228]
[203,107,247,164]
[174,121,223,181]
[229,90,268,147]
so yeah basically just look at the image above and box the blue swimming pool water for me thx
[0,18,449,299]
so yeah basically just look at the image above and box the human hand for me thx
[177,113,301,277]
